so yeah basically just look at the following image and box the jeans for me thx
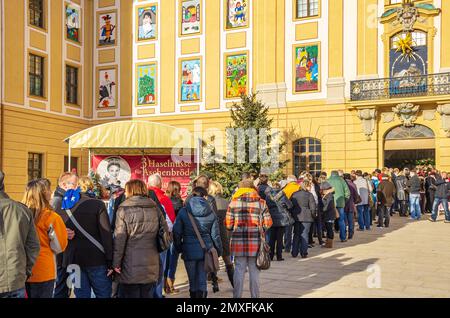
[0,288,26,298]
[291,222,301,257]
[153,250,168,298]
[53,265,70,298]
[184,260,207,293]
[345,210,354,238]
[164,243,179,281]
[26,280,55,298]
[357,204,371,230]
[269,226,284,260]
[74,266,112,298]
[377,205,391,227]
[337,207,347,241]
[431,198,450,221]
[118,283,156,298]
[233,256,260,298]
[284,225,293,252]
[299,222,312,256]
[409,194,421,220]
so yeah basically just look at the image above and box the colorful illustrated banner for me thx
[137,5,157,41]
[92,155,196,198]
[294,44,319,92]
[225,53,248,98]
[137,63,157,105]
[99,12,117,46]
[180,58,201,102]
[98,69,117,108]
[181,0,201,35]
[66,4,80,42]
[226,0,249,29]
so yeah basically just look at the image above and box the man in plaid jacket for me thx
[225,180,273,298]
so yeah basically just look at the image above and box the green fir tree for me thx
[198,93,288,198]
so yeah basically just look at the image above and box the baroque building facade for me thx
[1,0,450,199]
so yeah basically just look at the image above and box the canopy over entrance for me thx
[64,120,196,150]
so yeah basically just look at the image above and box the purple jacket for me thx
[344,180,358,213]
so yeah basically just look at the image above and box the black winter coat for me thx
[62,194,113,268]
[433,176,450,199]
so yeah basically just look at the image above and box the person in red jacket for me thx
[148,174,176,225]
[147,174,175,298]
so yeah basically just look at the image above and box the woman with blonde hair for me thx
[79,177,96,198]
[22,179,68,298]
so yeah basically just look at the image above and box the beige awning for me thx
[384,138,435,151]
[65,120,196,150]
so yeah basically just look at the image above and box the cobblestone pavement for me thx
[168,213,450,298]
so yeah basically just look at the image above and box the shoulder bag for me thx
[156,209,172,253]
[256,211,271,270]
[187,212,220,273]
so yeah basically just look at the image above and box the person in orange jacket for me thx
[22,179,68,298]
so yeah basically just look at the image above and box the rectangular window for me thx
[28,153,43,181]
[29,0,44,28]
[66,66,78,105]
[64,156,79,172]
[29,54,44,97]
[296,0,319,19]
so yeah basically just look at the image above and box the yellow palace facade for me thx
[1,0,450,199]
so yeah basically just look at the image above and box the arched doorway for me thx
[384,125,435,169]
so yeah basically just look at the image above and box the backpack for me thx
[271,190,294,225]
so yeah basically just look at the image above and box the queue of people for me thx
[0,165,449,299]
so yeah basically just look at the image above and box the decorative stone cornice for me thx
[437,104,450,137]
[392,103,420,127]
[357,109,377,141]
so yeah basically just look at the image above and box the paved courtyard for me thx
[169,214,450,298]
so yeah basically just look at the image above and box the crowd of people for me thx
[0,165,449,299]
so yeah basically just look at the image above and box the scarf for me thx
[62,188,81,210]
[232,188,256,200]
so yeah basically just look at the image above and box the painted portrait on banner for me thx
[180,58,201,102]
[137,5,157,41]
[98,69,117,108]
[294,44,319,93]
[98,12,117,46]
[96,156,131,189]
[137,63,157,105]
[226,0,249,30]
[181,0,201,36]
[225,52,248,99]
[66,4,81,42]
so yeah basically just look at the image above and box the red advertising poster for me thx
[92,155,195,198]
